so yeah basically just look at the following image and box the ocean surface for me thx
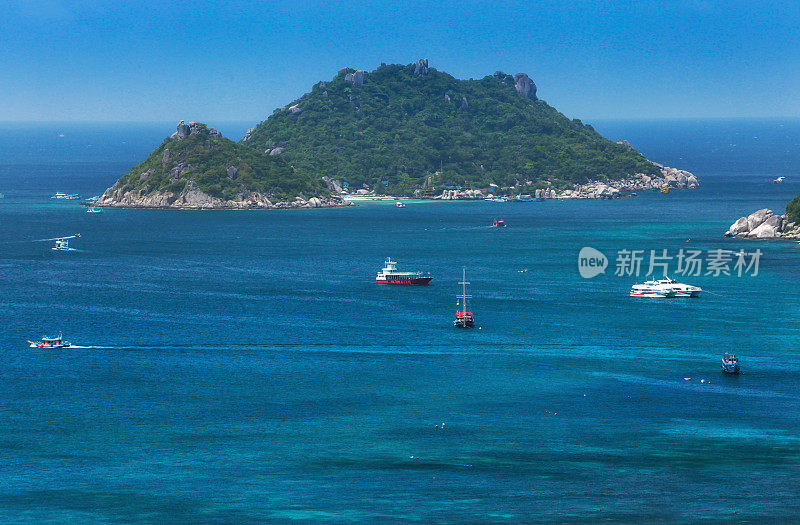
[1,119,799,522]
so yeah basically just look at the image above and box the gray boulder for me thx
[414,58,429,76]
[345,70,365,87]
[747,208,773,231]
[726,217,750,236]
[513,73,538,101]
[750,214,784,238]
[173,121,191,139]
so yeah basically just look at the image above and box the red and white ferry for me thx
[376,258,432,285]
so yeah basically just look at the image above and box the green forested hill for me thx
[242,61,660,196]
[110,122,324,201]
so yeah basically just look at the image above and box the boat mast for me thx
[459,267,471,314]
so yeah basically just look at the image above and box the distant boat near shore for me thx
[51,192,80,200]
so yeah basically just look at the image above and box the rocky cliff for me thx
[97,121,350,209]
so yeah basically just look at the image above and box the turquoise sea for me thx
[1,120,800,522]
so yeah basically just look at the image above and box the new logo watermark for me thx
[578,247,762,278]
[578,247,608,278]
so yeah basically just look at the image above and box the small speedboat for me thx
[395,201,406,208]
[721,353,740,374]
[492,218,505,228]
[86,207,103,213]
[51,234,80,251]
[28,332,71,349]
[51,192,80,200]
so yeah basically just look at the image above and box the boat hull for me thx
[629,291,676,298]
[376,277,432,285]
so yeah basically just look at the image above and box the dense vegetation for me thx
[786,194,800,224]
[115,123,324,200]
[243,63,660,196]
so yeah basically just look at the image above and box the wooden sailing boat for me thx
[454,268,474,328]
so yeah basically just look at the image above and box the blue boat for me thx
[721,353,740,374]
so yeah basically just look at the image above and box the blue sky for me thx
[2,1,799,122]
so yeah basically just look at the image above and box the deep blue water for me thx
[1,120,800,522]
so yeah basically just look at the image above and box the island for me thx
[96,121,349,209]
[98,60,699,209]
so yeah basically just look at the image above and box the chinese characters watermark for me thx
[579,247,762,278]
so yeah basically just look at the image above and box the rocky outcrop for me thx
[170,121,221,140]
[414,166,699,201]
[436,188,489,200]
[344,70,365,87]
[513,73,537,101]
[724,209,800,239]
[460,97,469,111]
[264,141,288,156]
[96,181,351,210]
[322,176,344,194]
[556,166,699,199]
[413,58,428,76]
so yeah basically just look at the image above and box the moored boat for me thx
[376,258,432,285]
[395,201,406,208]
[492,218,505,227]
[629,281,677,298]
[721,353,740,374]
[86,207,103,213]
[51,192,80,200]
[28,332,71,349]
[652,276,701,297]
[454,268,474,328]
